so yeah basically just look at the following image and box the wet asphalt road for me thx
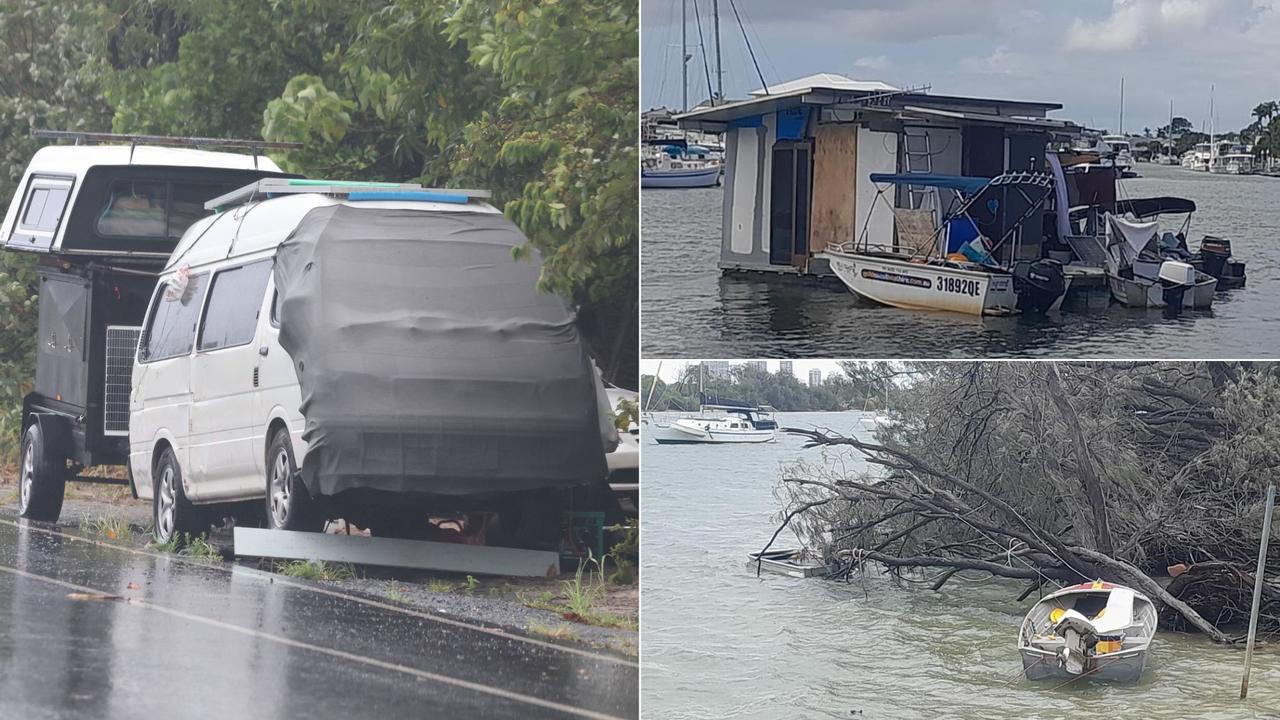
[0,514,637,719]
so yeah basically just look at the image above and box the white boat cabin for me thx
[674,74,1083,277]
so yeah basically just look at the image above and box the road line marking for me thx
[0,562,629,720]
[0,516,637,668]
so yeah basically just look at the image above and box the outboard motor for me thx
[1157,260,1195,318]
[1013,259,1066,314]
[1198,236,1231,278]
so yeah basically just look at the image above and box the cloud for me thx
[853,55,890,71]
[1066,0,1262,51]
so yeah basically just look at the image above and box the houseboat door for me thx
[769,142,812,267]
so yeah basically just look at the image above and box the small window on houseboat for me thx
[21,185,71,232]
[98,181,167,237]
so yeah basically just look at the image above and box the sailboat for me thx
[642,363,777,444]
[642,0,722,189]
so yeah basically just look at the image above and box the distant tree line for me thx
[1140,101,1279,165]
[641,362,897,413]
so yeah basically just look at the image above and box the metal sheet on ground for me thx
[234,526,560,577]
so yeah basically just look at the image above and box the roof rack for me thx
[33,129,303,169]
[204,178,493,211]
[33,129,302,151]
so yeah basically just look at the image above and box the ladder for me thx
[902,126,935,213]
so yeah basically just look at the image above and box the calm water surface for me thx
[641,411,1280,719]
[641,164,1280,358]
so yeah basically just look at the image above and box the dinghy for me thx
[1018,580,1157,683]
[1105,215,1216,312]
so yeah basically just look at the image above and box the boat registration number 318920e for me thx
[936,275,982,297]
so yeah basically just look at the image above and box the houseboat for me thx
[673,74,1086,290]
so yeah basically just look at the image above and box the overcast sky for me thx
[642,0,1279,134]
[641,359,845,383]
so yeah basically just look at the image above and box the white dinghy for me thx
[1105,215,1216,312]
[1019,580,1157,683]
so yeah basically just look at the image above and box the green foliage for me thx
[260,1,637,381]
[277,559,355,581]
[0,1,637,465]
[643,363,890,413]
[605,520,637,585]
[612,396,638,431]
[0,0,114,462]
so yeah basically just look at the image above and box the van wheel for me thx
[153,447,205,545]
[265,429,323,532]
[18,424,66,522]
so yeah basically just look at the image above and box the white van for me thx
[130,179,615,544]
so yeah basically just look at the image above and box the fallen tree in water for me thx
[766,362,1280,642]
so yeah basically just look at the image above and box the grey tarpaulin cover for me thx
[273,205,614,498]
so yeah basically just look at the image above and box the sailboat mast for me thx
[1119,77,1124,135]
[1210,84,1216,166]
[681,0,688,112]
[712,0,723,104]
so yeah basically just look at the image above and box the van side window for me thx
[140,273,209,362]
[198,260,273,351]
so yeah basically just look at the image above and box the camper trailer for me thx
[2,134,294,524]
[128,179,616,544]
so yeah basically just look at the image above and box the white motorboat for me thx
[1019,580,1157,682]
[1100,135,1135,174]
[1105,214,1216,311]
[648,403,777,444]
[823,172,1068,317]
[641,156,722,188]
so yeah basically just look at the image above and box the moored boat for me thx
[648,403,777,444]
[1105,215,1217,313]
[1019,580,1157,682]
[823,172,1068,317]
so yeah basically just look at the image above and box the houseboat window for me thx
[21,184,71,232]
[140,273,208,362]
[198,260,273,351]
[98,181,167,237]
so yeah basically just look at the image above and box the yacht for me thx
[648,403,777,444]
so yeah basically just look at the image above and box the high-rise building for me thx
[808,368,822,386]
[744,360,767,373]
[703,360,731,380]
[779,360,793,378]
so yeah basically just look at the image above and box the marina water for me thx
[641,411,1280,719]
[641,164,1280,358]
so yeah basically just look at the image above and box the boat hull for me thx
[649,422,774,444]
[1107,274,1216,309]
[641,166,721,188]
[1020,647,1148,683]
[825,251,1018,316]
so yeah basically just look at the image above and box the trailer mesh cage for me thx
[104,325,141,436]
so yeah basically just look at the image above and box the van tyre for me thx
[153,447,205,545]
[265,429,323,532]
[18,423,66,522]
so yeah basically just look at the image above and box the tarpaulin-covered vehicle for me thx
[128,179,617,544]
